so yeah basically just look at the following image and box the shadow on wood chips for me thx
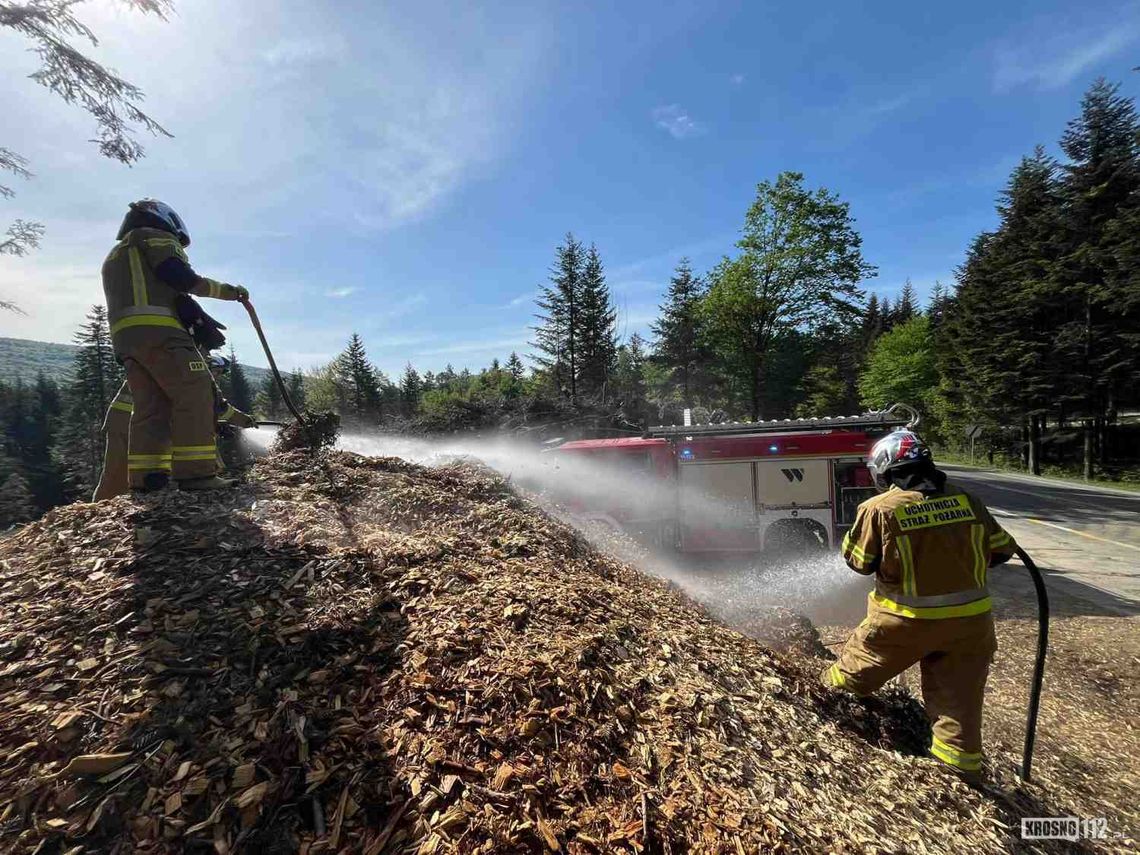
[0,449,1106,853]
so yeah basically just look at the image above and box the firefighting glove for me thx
[233,285,249,301]
[175,295,227,351]
[231,411,257,429]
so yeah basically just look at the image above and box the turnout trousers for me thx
[92,405,132,501]
[119,329,218,487]
[821,602,997,774]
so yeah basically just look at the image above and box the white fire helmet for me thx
[866,429,933,490]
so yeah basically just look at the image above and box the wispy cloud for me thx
[652,104,706,139]
[325,286,356,299]
[993,20,1140,91]
[501,291,536,309]
[866,93,914,116]
[730,73,745,86]
[258,37,342,67]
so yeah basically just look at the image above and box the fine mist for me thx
[328,431,871,631]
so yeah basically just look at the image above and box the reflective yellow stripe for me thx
[989,531,1011,549]
[128,246,148,306]
[206,279,221,298]
[171,452,218,462]
[128,462,173,471]
[971,524,987,588]
[110,401,135,413]
[930,737,983,771]
[898,534,915,597]
[870,591,992,620]
[827,664,846,688]
[172,445,217,453]
[842,531,876,564]
[111,315,184,336]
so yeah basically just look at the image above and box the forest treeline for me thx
[2,78,1138,525]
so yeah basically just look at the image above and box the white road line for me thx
[989,506,1140,553]
[1021,518,1140,553]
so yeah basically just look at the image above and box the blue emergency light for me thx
[680,447,694,460]
[769,443,779,453]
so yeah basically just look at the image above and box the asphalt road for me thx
[941,464,1140,616]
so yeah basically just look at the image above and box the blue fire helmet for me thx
[116,199,191,247]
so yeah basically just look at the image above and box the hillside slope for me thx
[0,451,1090,853]
[0,336,272,388]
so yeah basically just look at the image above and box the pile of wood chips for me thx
[0,451,1097,853]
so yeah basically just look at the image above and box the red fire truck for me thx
[551,407,915,553]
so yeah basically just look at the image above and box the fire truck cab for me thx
[552,409,913,554]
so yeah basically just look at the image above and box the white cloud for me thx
[730,73,745,85]
[652,104,705,139]
[0,0,550,344]
[325,287,356,299]
[502,291,536,308]
[993,20,1140,91]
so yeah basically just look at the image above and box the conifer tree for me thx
[1055,78,1140,477]
[59,306,123,488]
[256,372,284,419]
[613,333,649,424]
[505,352,525,381]
[225,346,255,414]
[651,258,709,403]
[334,333,383,420]
[532,233,585,399]
[577,243,617,398]
[400,362,422,417]
[894,280,919,325]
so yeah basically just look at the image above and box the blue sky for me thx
[2,0,1139,376]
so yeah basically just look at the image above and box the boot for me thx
[133,472,171,493]
[178,475,237,491]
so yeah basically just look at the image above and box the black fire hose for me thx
[240,299,306,426]
[1013,546,1049,783]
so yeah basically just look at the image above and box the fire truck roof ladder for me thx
[646,403,919,438]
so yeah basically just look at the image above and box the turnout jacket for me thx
[841,482,1017,619]
[101,226,243,353]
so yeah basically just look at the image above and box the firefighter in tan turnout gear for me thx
[102,199,249,492]
[93,355,257,501]
[821,429,1017,780]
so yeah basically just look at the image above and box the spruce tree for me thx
[1055,78,1140,477]
[400,362,422,417]
[613,333,649,424]
[894,280,919,324]
[59,306,124,489]
[256,372,284,419]
[577,243,617,398]
[650,258,709,403]
[531,233,585,400]
[225,346,255,414]
[334,333,383,421]
[506,352,525,381]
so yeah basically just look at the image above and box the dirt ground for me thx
[817,574,1140,851]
